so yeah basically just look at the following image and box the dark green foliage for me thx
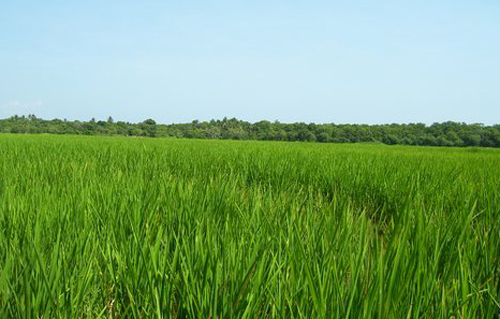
[1,115,499,147]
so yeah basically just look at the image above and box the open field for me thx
[0,134,499,317]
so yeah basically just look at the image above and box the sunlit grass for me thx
[0,134,498,317]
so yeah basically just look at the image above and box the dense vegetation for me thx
[2,115,500,147]
[0,135,498,317]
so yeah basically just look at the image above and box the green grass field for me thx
[0,134,498,318]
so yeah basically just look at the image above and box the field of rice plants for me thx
[0,134,498,318]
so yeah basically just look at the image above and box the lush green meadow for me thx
[0,134,498,318]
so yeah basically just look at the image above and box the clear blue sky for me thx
[1,0,499,124]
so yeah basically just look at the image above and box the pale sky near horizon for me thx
[1,0,499,125]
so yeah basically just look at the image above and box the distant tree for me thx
[480,129,500,147]
[422,135,438,146]
[436,135,452,146]
[445,131,463,146]
[462,134,481,147]
[275,130,287,141]
[0,116,498,148]
[383,134,401,145]
[140,119,157,137]
[317,132,330,143]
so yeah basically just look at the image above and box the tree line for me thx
[1,115,499,147]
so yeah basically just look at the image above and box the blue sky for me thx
[1,0,499,124]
